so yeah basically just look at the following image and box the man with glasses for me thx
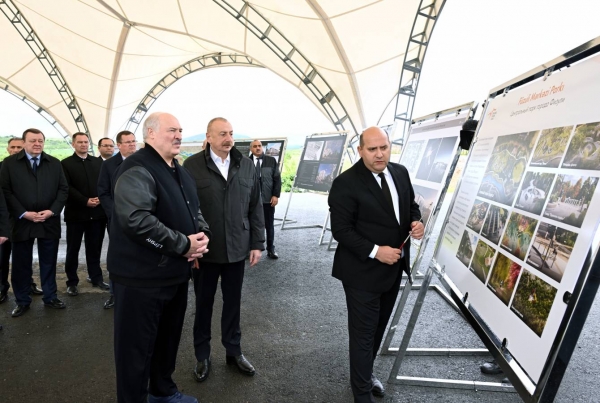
[97,130,137,309]
[97,138,115,160]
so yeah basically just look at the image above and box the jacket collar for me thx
[203,143,243,164]
[142,143,181,168]
[16,149,50,161]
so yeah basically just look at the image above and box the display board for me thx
[436,49,600,385]
[399,113,465,228]
[234,138,287,171]
[295,134,347,192]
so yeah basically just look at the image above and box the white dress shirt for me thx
[369,168,400,259]
[210,148,230,180]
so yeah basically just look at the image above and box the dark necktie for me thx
[255,158,261,179]
[31,157,38,175]
[378,172,394,211]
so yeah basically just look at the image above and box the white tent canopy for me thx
[0,0,441,143]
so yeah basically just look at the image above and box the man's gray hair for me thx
[143,112,162,140]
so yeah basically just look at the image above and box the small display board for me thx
[436,44,600,391]
[234,138,287,171]
[295,134,348,192]
[399,112,467,228]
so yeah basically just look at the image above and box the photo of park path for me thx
[542,174,598,228]
[526,222,578,283]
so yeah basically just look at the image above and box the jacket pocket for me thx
[239,177,252,188]
[196,178,211,189]
[242,218,250,230]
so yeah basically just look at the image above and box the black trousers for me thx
[193,260,245,361]
[263,203,275,251]
[11,238,59,306]
[113,281,188,403]
[343,267,402,403]
[1,240,38,294]
[65,219,106,286]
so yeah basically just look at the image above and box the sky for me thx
[1,0,599,147]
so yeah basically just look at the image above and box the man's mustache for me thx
[172,140,182,146]
[222,142,233,146]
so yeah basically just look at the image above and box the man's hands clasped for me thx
[23,210,54,223]
[186,232,209,262]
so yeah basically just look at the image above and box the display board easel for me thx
[387,36,600,402]
[280,132,349,244]
[379,102,480,358]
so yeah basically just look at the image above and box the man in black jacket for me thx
[0,128,69,318]
[183,117,265,382]
[108,112,209,403]
[62,133,109,297]
[250,140,282,259]
[0,137,43,304]
[97,130,137,309]
[328,127,424,403]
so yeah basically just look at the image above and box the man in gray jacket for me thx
[250,140,281,258]
[183,117,265,383]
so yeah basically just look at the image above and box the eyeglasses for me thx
[119,141,137,145]
[100,144,115,147]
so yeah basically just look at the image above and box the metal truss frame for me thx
[0,0,90,138]
[124,52,261,134]
[0,78,71,142]
[213,0,358,136]
[391,0,446,147]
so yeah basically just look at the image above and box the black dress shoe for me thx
[192,358,211,382]
[371,374,385,397]
[103,295,114,309]
[226,354,255,376]
[267,250,279,259]
[0,292,8,304]
[67,286,79,296]
[44,298,66,309]
[11,304,30,317]
[92,281,110,291]
[480,360,503,375]
[30,283,43,295]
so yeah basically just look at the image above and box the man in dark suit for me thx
[184,117,265,382]
[61,132,109,297]
[328,127,424,402]
[97,130,137,309]
[0,138,43,304]
[97,137,115,160]
[250,140,281,258]
[0,128,69,318]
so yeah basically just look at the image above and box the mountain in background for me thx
[183,133,251,142]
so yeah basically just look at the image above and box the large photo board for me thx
[234,138,288,171]
[295,134,347,192]
[436,51,600,384]
[399,113,465,228]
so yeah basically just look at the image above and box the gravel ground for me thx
[0,192,597,403]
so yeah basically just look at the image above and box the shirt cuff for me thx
[19,212,26,219]
[369,244,379,259]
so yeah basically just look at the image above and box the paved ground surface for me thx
[0,193,598,403]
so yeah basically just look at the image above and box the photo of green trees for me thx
[501,212,539,261]
[487,253,522,306]
[510,270,558,337]
[531,126,572,167]
[470,240,496,284]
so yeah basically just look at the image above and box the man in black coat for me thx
[61,132,109,297]
[0,128,69,318]
[108,112,209,403]
[183,117,265,382]
[96,130,137,309]
[250,140,282,259]
[0,137,42,304]
[328,127,424,403]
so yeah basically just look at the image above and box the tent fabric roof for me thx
[0,0,432,142]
